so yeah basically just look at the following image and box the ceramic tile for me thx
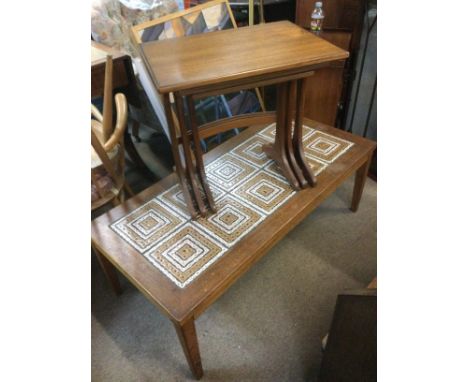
[231,134,272,167]
[194,194,265,246]
[145,223,227,288]
[264,155,327,179]
[110,199,186,253]
[206,153,258,191]
[303,131,354,163]
[159,182,226,219]
[259,123,315,142]
[232,170,295,214]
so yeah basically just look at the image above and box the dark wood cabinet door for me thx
[295,0,365,127]
[303,31,351,126]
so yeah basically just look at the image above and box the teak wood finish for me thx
[139,21,348,215]
[91,118,376,379]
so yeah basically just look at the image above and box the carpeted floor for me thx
[91,120,377,382]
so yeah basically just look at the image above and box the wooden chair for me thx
[91,55,133,294]
[130,0,265,149]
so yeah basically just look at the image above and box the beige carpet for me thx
[92,173,376,382]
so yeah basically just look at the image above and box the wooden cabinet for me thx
[295,0,365,127]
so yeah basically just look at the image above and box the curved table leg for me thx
[293,78,317,186]
[285,80,308,188]
[163,94,197,218]
[263,83,300,190]
[187,95,217,213]
[174,93,207,217]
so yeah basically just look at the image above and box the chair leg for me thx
[92,243,122,295]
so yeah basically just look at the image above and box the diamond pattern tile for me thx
[109,124,354,288]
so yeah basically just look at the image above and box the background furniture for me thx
[91,41,155,179]
[91,117,376,379]
[318,285,377,381]
[91,55,132,212]
[295,0,366,128]
[91,55,133,296]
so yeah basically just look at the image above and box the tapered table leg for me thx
[187,95,217,213]
[293,78,317,186]
[285,80,307,188]
[174,94,207,217]
[92,242,122,295]
[263,83,300,190]
[351,153,373,212]
[162,94,197,218]
[173,318,203,380]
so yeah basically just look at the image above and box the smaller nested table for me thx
[139,21,348,218]
[91,119,376,379]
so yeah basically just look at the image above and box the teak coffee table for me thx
[139,21,349,218]
[91,119,376,379]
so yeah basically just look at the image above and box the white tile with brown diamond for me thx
[232,170,295,214]
[110,199,186,253]
[144,223,227,288]
[206,153,258,191]
[258,123,315,142]
[158,182,226,218]
[193,194,265,246]
[303,131,354,163]
[264,154,327,180]
[231,134,272,168]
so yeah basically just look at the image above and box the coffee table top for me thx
[140,21,349,93]
[91,119,375,323]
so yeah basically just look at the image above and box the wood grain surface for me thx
[141,21,349,93]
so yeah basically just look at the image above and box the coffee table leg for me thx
[351,153,373,212]
[92,242,122,296]
[173,318,204,380]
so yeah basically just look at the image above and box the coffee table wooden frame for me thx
[91,119,376,379]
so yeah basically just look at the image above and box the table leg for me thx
[263,83,300,190]
[174,93,207,217]
[285,81,307,188]
[173,318,203,380]
[293,78,317,186]
[163,94,197,218]
[350,153,373,212]
[187,95,217,213]
[92,242,122,296]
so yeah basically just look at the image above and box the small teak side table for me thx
[139,21,349,218]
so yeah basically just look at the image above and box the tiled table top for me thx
[109,123,354,288]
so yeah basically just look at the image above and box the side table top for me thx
[140,21,349,93]
[91,119,375,324]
